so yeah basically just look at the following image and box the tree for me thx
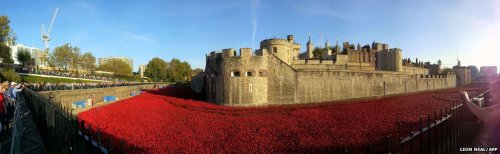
[0,16,12,42]
[53,43,73,70]
[145,57,168,81]
[47,51,57,70]
[312,47,323,59]
[0,45,12,63]
[167,58,180,81]
[98,58,132,76]
[0,16,14,64]
[81,52,96,71]
[1,69,20,82]
[177,61,192,81]
[16,48,32,66]
[192,68,203,76]
[69,47,81,72]
[166,58,192,82]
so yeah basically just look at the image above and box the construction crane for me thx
[41,7,59,50]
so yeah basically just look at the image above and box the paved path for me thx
[9,94,46,154]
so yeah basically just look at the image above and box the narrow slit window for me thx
[246,72,253,77]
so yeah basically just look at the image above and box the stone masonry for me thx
[198,35,460,106]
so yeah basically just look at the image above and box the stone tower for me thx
[376,48,403,72]
[260,35,301,64]
[323,40,331,58]
[306,35,314,59]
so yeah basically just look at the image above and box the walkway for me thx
[9,93,45,154]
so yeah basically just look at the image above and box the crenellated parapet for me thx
[207,48,268,73]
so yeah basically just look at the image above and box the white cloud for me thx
[108,29,156,44]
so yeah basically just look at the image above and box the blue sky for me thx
[1,0,499,71]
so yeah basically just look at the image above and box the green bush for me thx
[1,69,21,82]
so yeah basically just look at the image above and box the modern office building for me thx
[7,41,47,68]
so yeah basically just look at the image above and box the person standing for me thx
[0,81,10,134]
[0,83,6,135]
[460,80,500,149]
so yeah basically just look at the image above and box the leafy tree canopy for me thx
[0,16,14,63]
[16,48,32,66]
[145,57,168,82]
[98,58,132,76]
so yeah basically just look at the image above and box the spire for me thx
[307,33,312,45]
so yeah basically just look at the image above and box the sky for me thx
[1,0,499,72]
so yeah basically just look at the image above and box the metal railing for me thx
[20,87,144,154]
[10,92,45,154]
[395,92,486,154]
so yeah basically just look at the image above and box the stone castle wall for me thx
[295,72,455,104]
[37,83,170,110]
[265,56,456,105]
[201,35,459,106]
[209,51,456,106]
[222,48,268,105]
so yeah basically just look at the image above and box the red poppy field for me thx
[78,85,486,153]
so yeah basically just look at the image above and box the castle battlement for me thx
[260,38,300,46]
[196,35,460,106]
[261,38,289,44]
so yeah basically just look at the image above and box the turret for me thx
[306,35,314,59]
[376,48,403,72]
[343,42,350,51]
[240,48,252,58]
[287,35,295,42]
[260,35,301,64]
[223,48,236,58]
[382,44,389,50]
[323,40,331,59]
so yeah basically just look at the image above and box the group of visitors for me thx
[26,82,145,92]
[0,81,25,136]
[16,69,114,81]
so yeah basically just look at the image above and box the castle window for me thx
[246,71,253,77]
[231,71,240,77]
[273,47,278,53]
